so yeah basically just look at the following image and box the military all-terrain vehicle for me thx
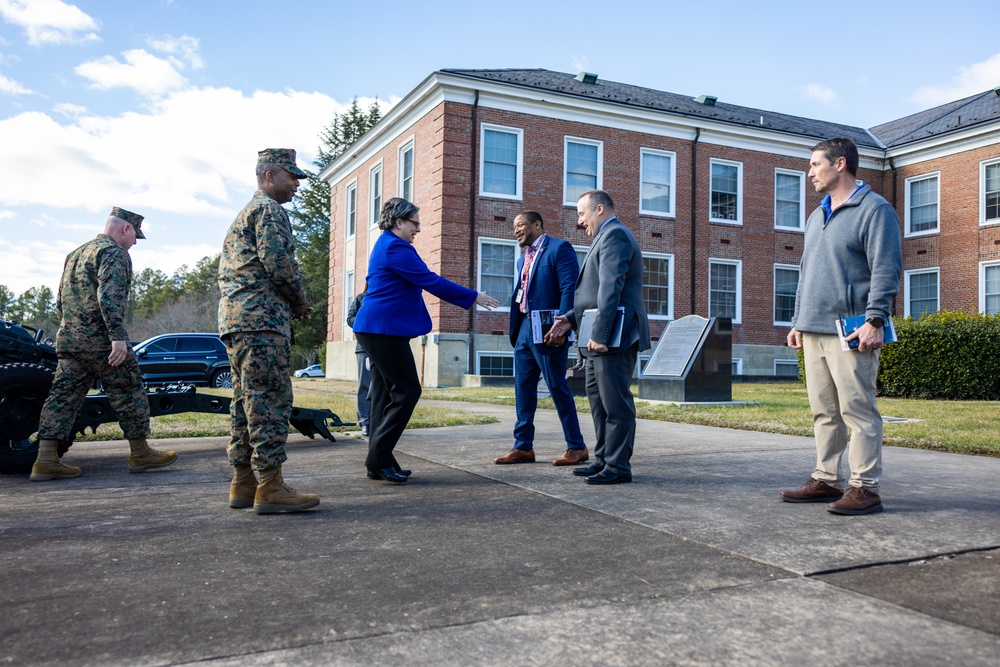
[0,319,349,475]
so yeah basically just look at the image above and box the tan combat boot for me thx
[30,439,81,482]
[127,438,178,473]
[253,466,319,514]
[229,463,257,508]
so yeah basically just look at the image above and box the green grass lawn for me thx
[76,378,999,457]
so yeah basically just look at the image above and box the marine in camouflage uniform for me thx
[218,148,318,514]
[31,207,178,481]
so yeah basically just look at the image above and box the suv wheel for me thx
[211,369,233,389]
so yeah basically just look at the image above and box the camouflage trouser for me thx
[223,331,292,471]
[37,350,150,442]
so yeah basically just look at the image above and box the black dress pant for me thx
[354,333,421,471]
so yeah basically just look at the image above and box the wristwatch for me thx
[866,316,884,329]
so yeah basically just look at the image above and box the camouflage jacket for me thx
[218,190,307,338]
[55,234,132,353]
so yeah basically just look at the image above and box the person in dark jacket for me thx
[345,283,370,437]
[353,198,499,483]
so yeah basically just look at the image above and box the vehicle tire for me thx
[0,362,54,475]
[211,368,233,389]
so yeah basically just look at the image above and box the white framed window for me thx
[477,237,518,311]
[730,358,743,376]
[905,268,939,319]
[343,270,355,325]
[979,261,1000,315]
[774,168,805,230]
[905,172,939,237]
[345,181,357,239]
[708,258,742,324]
[773,264,800,325]
[564,137,603,205]
[398,139,414,202]
[981,158,1000,226]
[480,124,523,199]
[477,351,514,377]
[642,252,674,320]
[774,359,799,377]
[710,159,743,224]
[573,245,589,273]
[369,162,383,227]
[640,148,676,217]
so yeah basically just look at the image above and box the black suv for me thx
[133,333,232,388]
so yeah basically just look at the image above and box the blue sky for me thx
[1,0,999,294]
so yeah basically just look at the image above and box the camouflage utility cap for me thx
[258,148,308,179]
[110,206,146,239]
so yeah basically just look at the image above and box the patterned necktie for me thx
[520,244,538,313]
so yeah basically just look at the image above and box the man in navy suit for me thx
[551,191,650,484]
[494,212,588,466]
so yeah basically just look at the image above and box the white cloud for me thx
[799,83,838,106]
[0,71,31,94]
[0,0,100,45]
[53,101,86,116]
[147,34,205,71]
[911,52,1000,107]
[0,233,79,293]
[74,49,189,97]
[0,87,389,216]
[0,210,14,219]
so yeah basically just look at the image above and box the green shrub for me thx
[878,310,1000,399]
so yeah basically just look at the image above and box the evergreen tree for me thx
[288,98,382,364]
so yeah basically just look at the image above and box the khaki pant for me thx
[802,333,883,493]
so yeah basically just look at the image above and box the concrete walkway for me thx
[1,400,998,666]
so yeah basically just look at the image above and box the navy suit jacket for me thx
[571,218,651,356]
[355,229,477,338]
[508,235,578,355]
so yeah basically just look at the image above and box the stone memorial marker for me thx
[639,315,732,402]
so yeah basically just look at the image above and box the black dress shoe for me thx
[395,468,412,477]
[368,468,408,483]
[572,464,605,477]
[584,469,632,485]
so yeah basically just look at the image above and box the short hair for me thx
[811,138,859,177]
[378,197,419,231]
[518,211,544,227]
[579,189,615,211]
[256,161,282,184]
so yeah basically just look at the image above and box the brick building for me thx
[319,69,1000,386]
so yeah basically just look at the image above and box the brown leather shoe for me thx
[494,449,535,464]
[552,447,589,466]
[779,478,843,503]
[827,487,883,515]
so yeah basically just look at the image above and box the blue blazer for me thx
[354,230,477,338]
[508,235,578,354]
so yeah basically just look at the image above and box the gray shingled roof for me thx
[870,88,1000,147]
[441,68,882,149]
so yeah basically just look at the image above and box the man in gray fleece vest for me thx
[780,137,902,515]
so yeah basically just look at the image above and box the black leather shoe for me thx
[584,469,632,485]
[572,464,605,477]
[368,468,407,483]
[396,468,412,477]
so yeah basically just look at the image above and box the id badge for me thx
[515,288,523,304]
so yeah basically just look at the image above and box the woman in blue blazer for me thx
[354,198,499,482]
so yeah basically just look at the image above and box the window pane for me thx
[347,186,356,237]
[909,272,938,319]
[986,265,1000,315]
[566,142,598,201]
[480,355,514,377]
[401,147,413,201]
[643,256,670,316]
[909,177,938,233]
[709,263,737,319]
[641,153,672,213]
[711,163,739,220]
[986,163,1000,221]
[483,130,517,195]
[775,173,801,228]
[371,169,381,224]
[774,267,799,323]
[480,243,515,304]
[775,361,799,377]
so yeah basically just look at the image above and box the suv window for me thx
[145,338,177,353]
[177,337,218,353]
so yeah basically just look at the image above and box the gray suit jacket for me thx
[571,217,651,357]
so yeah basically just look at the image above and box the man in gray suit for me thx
[550,190,650,484]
